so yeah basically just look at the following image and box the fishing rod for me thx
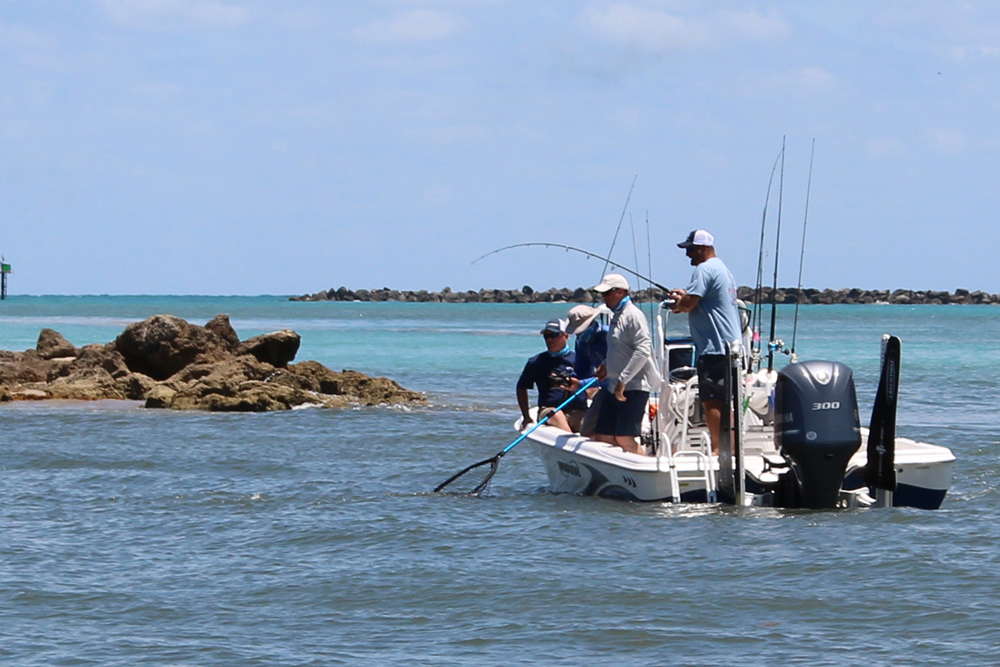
[629,213,641,292]
[602,175,638,278]
[645,211,656,323]
[767,137,786,373]
[753,149,783,364]
[471,242,671,293]
[789,139,816,360]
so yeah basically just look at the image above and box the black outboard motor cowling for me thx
[774,360,861,509]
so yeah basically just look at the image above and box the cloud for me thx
[866,137,904,158]
[100,0,249,28]
[132,83,184,100]
[578,3,706,53]
[932,44,1000,63]
[577,2,788,55]
[355,9,465,43]
[0,20,65,71]
[748,66,837,95]
[721,9,788,41]
[926,128,967,153]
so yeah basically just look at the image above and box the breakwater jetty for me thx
[291,286,1000,305]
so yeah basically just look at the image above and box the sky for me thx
[2,1,1000,296]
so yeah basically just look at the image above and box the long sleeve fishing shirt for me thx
[605,300,659,392]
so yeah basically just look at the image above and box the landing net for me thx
[434,456,500,496]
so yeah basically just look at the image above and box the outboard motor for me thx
[773,360,861,509]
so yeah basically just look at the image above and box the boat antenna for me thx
[767,136,786,373]
[472,242,671,292]
[790,139,816,359]
[602,175,638,277]
[753,149,783,364]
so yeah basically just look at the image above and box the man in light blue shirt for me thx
[669,230,742,455]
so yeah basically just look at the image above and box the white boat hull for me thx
[523,423,716,503]
[523,422,955,509]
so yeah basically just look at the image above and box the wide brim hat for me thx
[565,304,607,335]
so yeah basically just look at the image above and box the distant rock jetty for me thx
[0,315,425,411]
[291,286,1000,305]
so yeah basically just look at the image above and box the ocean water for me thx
[0,296,997,666]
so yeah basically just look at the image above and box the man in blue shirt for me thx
[669,230,743,455]
[565,304,609,436]
[517,318,588,432]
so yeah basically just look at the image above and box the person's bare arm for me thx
[517,387,533,430]
[670,289,701,313]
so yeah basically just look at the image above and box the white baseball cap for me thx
[677,229,715,248]
[592,273,630,293]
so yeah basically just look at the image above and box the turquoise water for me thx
[1,297,998,665]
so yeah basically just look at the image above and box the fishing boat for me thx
[518,318,956,510]
[446,147,955,507]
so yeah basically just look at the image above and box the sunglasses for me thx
[542,331,562,339]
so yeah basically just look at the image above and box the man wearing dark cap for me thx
[669,229,742,455]
[516,318,588,433]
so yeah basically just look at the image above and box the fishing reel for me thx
[548,369,575,389]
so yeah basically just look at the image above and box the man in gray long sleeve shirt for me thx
[591,273,658,455]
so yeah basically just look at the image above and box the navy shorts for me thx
[594,388,650,437]
[696,354,729,402]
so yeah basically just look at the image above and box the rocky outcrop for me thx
[293,285,1000,305]
[114,314,236,380]
[36,328,77,360]
[0,315,424,411]
[237,330,300,367]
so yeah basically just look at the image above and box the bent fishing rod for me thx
[471,242,671,294]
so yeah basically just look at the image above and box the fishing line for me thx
[602,175,638,278]
[472,242,671,292]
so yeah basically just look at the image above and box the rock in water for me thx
[204,314,241,351]
[237,330,300,368]
[36,328,77,360]
[113,314,233,381]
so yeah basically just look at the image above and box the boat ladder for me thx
[671,431,717,503]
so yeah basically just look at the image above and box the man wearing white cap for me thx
[516,318,588,433]
[590,273,658,455]
[669,229,742,455]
